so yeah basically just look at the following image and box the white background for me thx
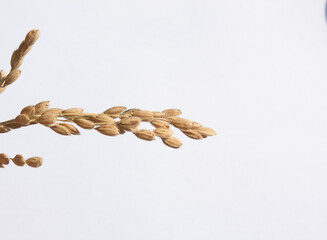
[1,0,327,239]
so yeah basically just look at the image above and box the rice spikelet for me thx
[162,109,182,117]
[151,119,170,129]
[163,137,182,149]
[0,153,10,165]
[50,124,71,136]
[35,101,50,114]
[73,118,95,129]
[20,105,35,117]
[4,69,21,86]
[132,110,153,121]
[26,156,42,168]
[154,127,173,139]
[197,127,216,137]
[11,154,25,166]
[181,129,203,140]
[37,113,57,126]
[104,106,126,115]
[62,108,83,115]
[95,125,120,136]
[59,123,80,135]
[134,129,155,141]
[15,114,30,126]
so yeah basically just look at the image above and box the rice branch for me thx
[0,30,216,168]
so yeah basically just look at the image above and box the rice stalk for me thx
[0,30,216,168]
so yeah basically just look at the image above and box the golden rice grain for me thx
[168,117,193,129]
[94,113,115,124]
[0,153,10,165]
[162,109,182,117]
[4,69,21,86]
[120,108,140,118]
[26,156,42,168]
[15,114,30,126]
[134,129,155,141]
[59,123,80,135]
[11,154,25,166]
[20,45,33,56]
[192,122,202,129]
[35,101,50,114]
[181,129,203,140]
[150,119,170,129]
[132,110,153,121]
[154,127,173,139]
[162,137,182,149]
[197,127,216,137]
[152,111,165,118]
[20,105,35,117]
[50,124,71,136]
[43,108,62,115]
[73,118,95,129]
[62,108,83,115]
[10,49,23,69]
[119,117,141,130]
[95,125,120,136]
[37,113,57,126]
[24,30,40,47]
[104,106,126,114]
